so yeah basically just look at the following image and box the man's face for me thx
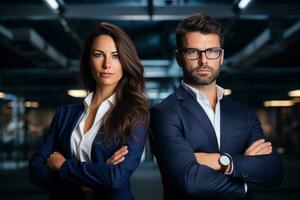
[177,32,224,86]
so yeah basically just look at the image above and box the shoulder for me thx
[151,93,179,115]
[54,102,84,119]
[221,96,257,119]
[57,102,83,112]
[150,93,183,126]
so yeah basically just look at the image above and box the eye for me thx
[92,52,104,58]
[207,48,220,54]
[186,49,198,55]
[112,54,120,59]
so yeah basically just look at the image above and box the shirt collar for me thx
[83,92,116,108]
[181,80,225,102]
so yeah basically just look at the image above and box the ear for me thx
[175,50,184,68]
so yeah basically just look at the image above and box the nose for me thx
[102,56,112,69]
[198,51,208,65]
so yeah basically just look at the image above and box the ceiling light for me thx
[44,0,59,10]
[68,90,87,98]
[288,89,300,97]
[0,92,5,98]
[238,0,253,10]
[24,101,39,108]
[263,100,294,107]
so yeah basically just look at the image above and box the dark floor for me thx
[0,157,299,200]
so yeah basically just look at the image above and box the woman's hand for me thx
[106,146,128,165]
[47,151,66,170]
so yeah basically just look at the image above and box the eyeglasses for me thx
[177,47,223,60]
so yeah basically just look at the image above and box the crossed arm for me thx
[195,139,273,172]
[47,145,129,170]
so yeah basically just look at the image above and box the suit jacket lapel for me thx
[219,98,232,152]
[64,103,84,158]
[176,86,219,150]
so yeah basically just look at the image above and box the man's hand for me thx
[194,152,221,171]
[47,151,66,170]
[244,139,272,156]
[106,145,128,165]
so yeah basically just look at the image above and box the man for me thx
[150,13,283,200]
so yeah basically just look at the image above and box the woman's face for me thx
[90,34,123,89]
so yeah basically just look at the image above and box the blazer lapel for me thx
[63,103,84,158]
[219,98,232,152]
[176,86,219,150]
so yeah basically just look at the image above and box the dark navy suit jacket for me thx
[29,103,147,200]
[150,85,283,200]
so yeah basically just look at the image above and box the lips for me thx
[97,72,114,77]
[196,69,211,74]
[198,69,211,72]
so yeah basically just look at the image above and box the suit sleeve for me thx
[150,107,246,198]
[230,109,283,187]
[28,108,65,192]
[58,124,147,189]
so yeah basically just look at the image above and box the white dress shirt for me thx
[70,92,115,162]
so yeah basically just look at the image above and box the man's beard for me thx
[187,65,220,85]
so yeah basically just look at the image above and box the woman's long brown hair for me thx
[80,22,149,144]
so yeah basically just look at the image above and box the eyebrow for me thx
[92,49,119,54]
[184,47,221,49]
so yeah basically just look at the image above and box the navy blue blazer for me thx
[29,103,147,200]
[150,85,283,200]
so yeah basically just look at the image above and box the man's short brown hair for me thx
[176,13,224,49]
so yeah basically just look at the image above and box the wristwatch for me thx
[218,153,231,172]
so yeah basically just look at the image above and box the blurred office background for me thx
[0,0,300,199]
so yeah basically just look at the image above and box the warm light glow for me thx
[288,89,300,97]
[68,90,87,98]
[263,100,294,107]
[0,92,5,98]
[224,89,232,96]
[276,147,285,154]
[44,0,59,10]
[24,101,39,108]
[238,0,252,9]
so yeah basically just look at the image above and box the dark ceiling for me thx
[0,0,300,108]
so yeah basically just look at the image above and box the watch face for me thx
[220,155,230,165]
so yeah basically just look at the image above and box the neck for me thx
[92,85,116,108]
[185,80,218,111]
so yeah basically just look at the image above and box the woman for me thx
[29,22,149,200]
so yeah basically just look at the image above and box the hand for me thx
[47,151,66,170]
[194,152,221,171]
[106,146,128,165]
[244,139,272,156]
